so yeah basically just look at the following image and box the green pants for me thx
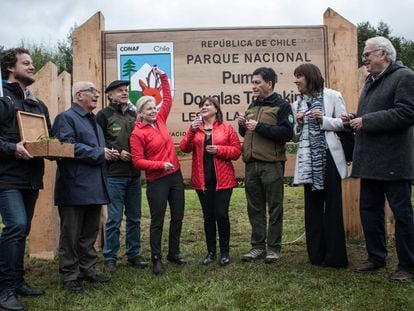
[245,161,284,251]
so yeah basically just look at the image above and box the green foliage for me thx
[397,38,414,70]
[286,143,298,154]
[36,135,58,142]
[357,21,414,70]
[19,25,75,75]
[175,146,189,157]
[21,42,54,73]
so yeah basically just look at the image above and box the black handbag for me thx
[337,126,355,163]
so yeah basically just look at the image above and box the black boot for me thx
[152,256,165,275]
[167,253,187,265]
[0,290,25,311]
[202,252,216,266]
[220,252,230,266]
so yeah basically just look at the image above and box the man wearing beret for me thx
[97,80,148,273]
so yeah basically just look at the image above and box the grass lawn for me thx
[13,187,414,310]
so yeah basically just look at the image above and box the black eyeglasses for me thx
[361,49,382,60]
[78,87,100,95]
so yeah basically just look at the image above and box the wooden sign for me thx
[103,26,327,143]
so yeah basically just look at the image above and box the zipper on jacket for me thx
[201,126,206,191]
[211,128,220,192]
[249,106,263,160]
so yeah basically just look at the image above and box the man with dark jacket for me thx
[238,67,294,264]
[0,48,48,311]
[53,81,118,293]
[97,80,147,272]
[351,36,414,281]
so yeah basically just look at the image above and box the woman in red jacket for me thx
[130,67,185,275]
[180,97,241,266]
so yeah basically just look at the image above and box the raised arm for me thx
[156,72,173,123]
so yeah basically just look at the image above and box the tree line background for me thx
[1,21,413,77]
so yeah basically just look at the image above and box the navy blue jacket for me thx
[53,103,110,206]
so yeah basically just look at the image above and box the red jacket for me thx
[180,121,241,190]
[130,74,180,182]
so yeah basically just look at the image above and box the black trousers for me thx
[58,205,101,282]
[304,151,348,267]
[196,186,232,255]
[360,179,414,272]
[146,170,185,259]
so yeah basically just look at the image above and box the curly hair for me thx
[0,48,30,79]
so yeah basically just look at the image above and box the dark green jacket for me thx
[239,92,294,163]
[96,102,140,177]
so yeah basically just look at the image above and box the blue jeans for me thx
[0,189,39,293]
[103,177,142,261]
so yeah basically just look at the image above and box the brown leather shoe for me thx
[355,260,385,273]
[389,270,414,281]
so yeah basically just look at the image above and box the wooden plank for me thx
[58,71,72,113]
[342,177,362,238]
[324,8,361,238]
[28,62,60,259]
[73,12,105,110]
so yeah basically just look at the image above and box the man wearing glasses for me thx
[53,81,119,293]
[350,36,414,281]
[97,80,148,273]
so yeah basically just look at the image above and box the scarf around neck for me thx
[296,93,327,191]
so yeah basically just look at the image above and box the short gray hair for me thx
[136,96,155,121]
[365,36,397,63]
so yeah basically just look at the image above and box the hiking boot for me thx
[202,252,216,266]
[152,257,165,275]
[265,250,280,264]
[79,274,111,284]
[0,290,25,311]
[389,269,414,281]
[62,280,83,293]
[167,254,187,265]
[219,253,230,266]
[241,248,266,262]
[104,260,117,273]
[16,282,45,296]
[355,260,385,273]
[128,255,149,269]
